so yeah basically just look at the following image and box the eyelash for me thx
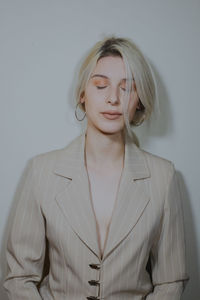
[96,86,107,89]
[96,86,130,92]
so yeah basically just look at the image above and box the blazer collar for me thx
[54,130,150,181]
[53,130,151,262]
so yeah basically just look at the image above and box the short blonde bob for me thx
[75,35,156,139]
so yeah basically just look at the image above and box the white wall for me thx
[0,0,199,299]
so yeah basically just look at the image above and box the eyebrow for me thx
[90,74,134,81]
[90,74,109,79]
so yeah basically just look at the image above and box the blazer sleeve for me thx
[146,162,189,300]
[3,157,46,300]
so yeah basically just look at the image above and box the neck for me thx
[84,126,125,171]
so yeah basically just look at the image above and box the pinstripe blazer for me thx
[4,131,189,300]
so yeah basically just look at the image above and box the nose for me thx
[106,85,120,105]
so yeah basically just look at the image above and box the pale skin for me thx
[80,56,140,258]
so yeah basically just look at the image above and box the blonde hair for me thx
[75,35,156,140]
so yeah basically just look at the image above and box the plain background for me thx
[0,0,199,299]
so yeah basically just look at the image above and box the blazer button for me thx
[86,297,100,300]
[89,263,101,269]
[88,279,100,286]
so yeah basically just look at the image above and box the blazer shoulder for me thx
[29,134,82,171]
[139,147,175,177]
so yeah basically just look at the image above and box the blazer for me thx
[4,130,189,300]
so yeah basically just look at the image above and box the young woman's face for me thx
[80,56,139,135]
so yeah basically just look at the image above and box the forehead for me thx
[91,56,126,80]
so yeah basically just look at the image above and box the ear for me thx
[136,100,141,110]
[80,91,85,104]
[136,99,145,111]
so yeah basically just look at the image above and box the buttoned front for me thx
[88,280,100,286]
[3,131,189,299]
[89,263,101,270]
[87,262,101,299]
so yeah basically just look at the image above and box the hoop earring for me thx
[75,102,86,121]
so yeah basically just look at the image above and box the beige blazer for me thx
[4,131,189,300]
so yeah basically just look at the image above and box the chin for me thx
[96,124,124,135]
[88,117,125,135]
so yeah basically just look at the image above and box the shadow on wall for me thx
[177,171,200,300]
[0,62,199,300]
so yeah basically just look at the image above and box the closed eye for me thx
[96,86,107,89]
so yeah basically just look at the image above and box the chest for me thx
[86,169,122,256]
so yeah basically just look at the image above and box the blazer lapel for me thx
[102,131,151,261]
[54,132,100,258]
[53,130,151,262]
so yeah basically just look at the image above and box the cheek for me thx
[84,86,106,107]
[84,86,97,102]
[83,91,101,114]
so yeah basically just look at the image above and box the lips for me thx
[102,111,122,115]
[101,112,122,120]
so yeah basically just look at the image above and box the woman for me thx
[4,36,189,299]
